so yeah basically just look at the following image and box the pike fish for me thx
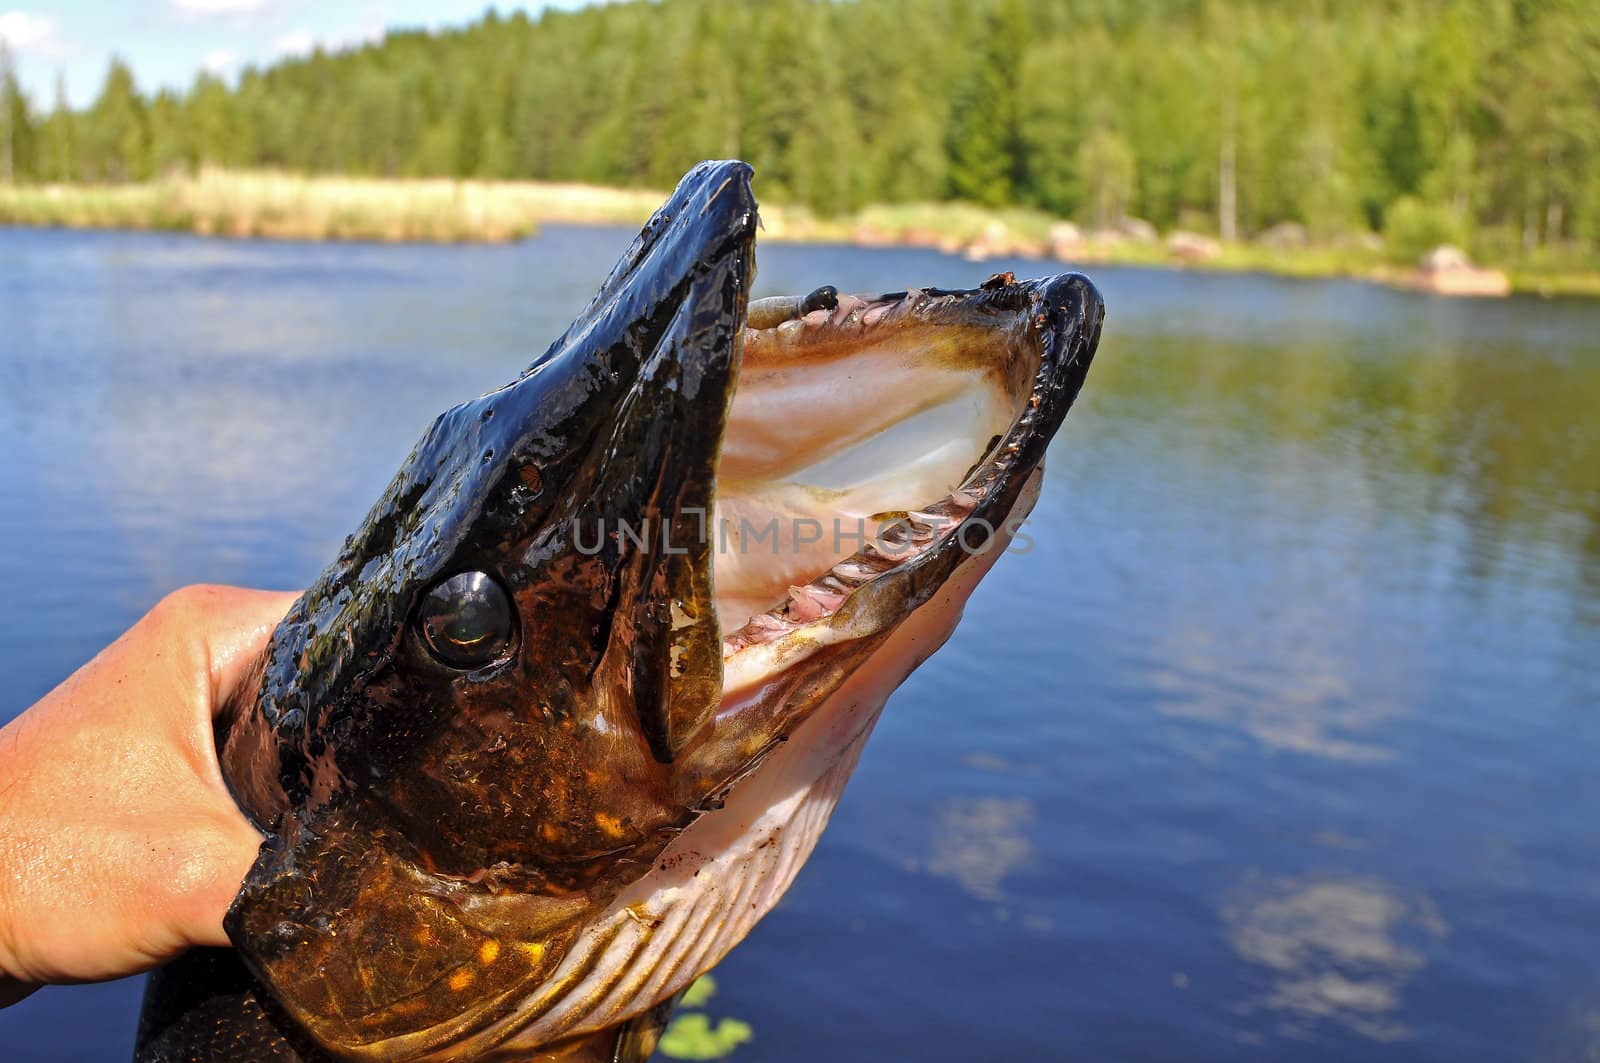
[134,160,1104,1062]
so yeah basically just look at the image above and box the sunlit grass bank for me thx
[3,170,1593,296]
[0,170,666,243]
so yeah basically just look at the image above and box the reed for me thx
[0,170,670,243]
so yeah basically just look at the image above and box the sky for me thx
[0,1,594,109]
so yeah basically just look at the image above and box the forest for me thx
[1,0,1597,270]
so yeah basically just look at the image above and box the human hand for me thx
[0,585,297,1007]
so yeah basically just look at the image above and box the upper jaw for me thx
[539,159,758,765]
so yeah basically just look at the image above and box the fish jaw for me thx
[213,158,1103,1062]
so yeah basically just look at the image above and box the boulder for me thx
[1048,221,1083,260]
[1419,243,1474,272]
[963,220,1017,262]
[1256,221,1308,250]
[1117,216,1158,243]
[1407,244,1510,297]
[1168,230,1222,263]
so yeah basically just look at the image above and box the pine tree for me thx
[86,58,151,181]
[945,0,1026,206]
[0,42,26,182]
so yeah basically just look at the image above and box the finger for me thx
[181,586,300,715]
[158,812,270,951]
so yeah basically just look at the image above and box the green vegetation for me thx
[658,975,754,1061]
[1,0,1597,285]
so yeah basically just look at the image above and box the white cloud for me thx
[0,11,73,58]
[271,29,315,57]
[272,12,384,60]
[170,0,272,15]
[200,48,237,75]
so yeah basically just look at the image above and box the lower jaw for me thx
[481,470,1043,1055]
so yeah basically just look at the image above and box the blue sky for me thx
[1,1,593,109]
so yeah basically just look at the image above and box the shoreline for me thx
[4,171,1595,299]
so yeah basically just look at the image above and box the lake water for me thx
[1,225,1597,1062]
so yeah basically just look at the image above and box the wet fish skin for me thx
[134,160,1105,1062]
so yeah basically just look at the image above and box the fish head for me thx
[216,160,1104,1060]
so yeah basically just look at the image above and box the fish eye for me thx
[415,571,515,670]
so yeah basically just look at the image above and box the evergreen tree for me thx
[36,74,76,181]
[187,73,235,169]
[945,0,1026,205]
[0,42,30,181]
[85,58,150,181]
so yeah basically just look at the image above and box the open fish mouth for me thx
[179,162,1102,1062]
[717,272,1101,688]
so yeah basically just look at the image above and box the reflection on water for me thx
[1223,875,1448,1043]
[1571,1004,1600,1063]
[1146,614,1401,764]
[1,228,1597,1061]
[924,797,1035,903]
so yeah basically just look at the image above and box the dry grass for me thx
[0,169,670,243]
[0,171,1065,249]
